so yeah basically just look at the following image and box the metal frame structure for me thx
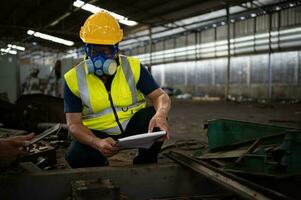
[0,162,232,200]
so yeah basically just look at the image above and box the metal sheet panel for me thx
[196,60,212,85]
[155,40,164,52]
[165,38,175,50]
[235,18,254,37]
[176,34,186,49]
[185,61,197,86]
[162,63,186,89]
[256,15,269,32]
[297,51,301,86]
[230,56,249,84]
[151,65,164,86]
[201,29,215,43]
[271,51,297,84]
[217,25,227,40]
[214,58,227,84]
[272,12,279,29]
[280,8,301,27]
[187,32,196,45]
[250,54,269,84]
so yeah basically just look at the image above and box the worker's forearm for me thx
[153,93,171,117]
[68,123,99,149]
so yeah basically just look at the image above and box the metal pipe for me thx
[165,151,290,200]
[37,123,68,130]
[268,12,273,100]
[225,6,231,100]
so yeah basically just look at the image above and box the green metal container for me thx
[207,119,293,152]
[206,119,301,176]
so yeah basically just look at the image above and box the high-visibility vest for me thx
[64,55,146,135]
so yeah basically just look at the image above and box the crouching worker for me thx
[64,11,171,168]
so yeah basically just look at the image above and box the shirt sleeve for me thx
[137,64,159,95]
[63,81,83,113]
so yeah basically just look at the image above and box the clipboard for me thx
[115,131,166,149]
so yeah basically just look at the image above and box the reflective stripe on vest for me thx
[76,62,93,114]
[82,101,145,120]
[120,55,138,104]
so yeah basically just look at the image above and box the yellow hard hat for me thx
[80,11,123,45]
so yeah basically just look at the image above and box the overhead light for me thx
[50,12,71,26]
[240,16,245,20]
[1,48,17,55]
[73,0,84,7]
[221,21,226,26]
[73,0,138,26]
[250,13,257,18]
[7,44,25,51]
[230,19,235,23]
[27,30,35,35]
[81,3,101,13]
[289,3,294,7]
[212,24,217,27]
[276,6,281,11]
[27,30,74,46]
[119,19,138,26]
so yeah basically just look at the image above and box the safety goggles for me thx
[85,44,117,58]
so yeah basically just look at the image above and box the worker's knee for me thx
[133,141,164,164]
[65,140,108,168]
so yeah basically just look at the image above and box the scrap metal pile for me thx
[1,94,301,199]
[0,94,69,171]
[165,119,301,200]
[197,119,301,178]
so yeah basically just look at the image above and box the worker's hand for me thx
[0,133,35,157]
[148,112,170,140]
[92,137,120,157]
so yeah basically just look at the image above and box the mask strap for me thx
[112,45,118,58]
[84,44,92,57]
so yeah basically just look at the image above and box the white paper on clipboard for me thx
[115,131,166,149]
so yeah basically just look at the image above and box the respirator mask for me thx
[84,44,118,76]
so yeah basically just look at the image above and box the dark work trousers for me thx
[65,107,164,168]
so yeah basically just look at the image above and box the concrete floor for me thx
[109,98,301,166]
[168,98,301,143]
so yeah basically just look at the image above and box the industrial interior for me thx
[1,0,301,199]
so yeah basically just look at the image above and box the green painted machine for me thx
[199,119,301,177]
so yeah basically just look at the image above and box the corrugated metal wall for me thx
[125,6,301,99]
[151,51,301,99]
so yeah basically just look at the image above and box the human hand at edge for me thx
[92,137,120,157]
[0,133,35,157]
